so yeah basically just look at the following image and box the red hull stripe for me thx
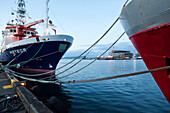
[11,68,55,75]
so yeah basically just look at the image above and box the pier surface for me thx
[0,70,52,113]
[0,71,25,113]
[0,71,15,95]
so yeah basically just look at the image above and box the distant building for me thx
[98,49,133,60]
[134,53,142,59]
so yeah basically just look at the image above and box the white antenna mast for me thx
[45,0,49,35]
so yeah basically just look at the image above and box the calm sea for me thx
[53,59,170,113]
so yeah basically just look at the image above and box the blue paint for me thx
[0,41,71,74]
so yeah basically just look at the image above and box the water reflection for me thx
[123,60,126,71]
[109,60,115,72]
[133,59,136,71]
[109,60,140,74]
[109,60,133,74]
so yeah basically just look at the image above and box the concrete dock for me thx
[0,71,25,113]
[0,70,53,113]
[0,71,16,97]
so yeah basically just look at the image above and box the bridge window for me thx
[27,31,30,34]
[10,29,13,32]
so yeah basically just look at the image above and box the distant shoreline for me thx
[62,57,142,60]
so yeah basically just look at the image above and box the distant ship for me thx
[0,0,73,77]
[120,0,170,103]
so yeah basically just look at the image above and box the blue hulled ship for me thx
[0,0,73,76]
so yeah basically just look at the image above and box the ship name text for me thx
[9,48,27,54]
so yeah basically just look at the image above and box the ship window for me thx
[10,29,13,32]
[31,32,34,35]
[14,29,16,32]
[27,31,30,34]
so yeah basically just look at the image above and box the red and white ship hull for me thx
[120,0,170,103]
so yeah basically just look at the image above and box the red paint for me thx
[6,26,36,32]
[28,35,39,38]
[24,19,44,28]
[14,26,26,40]
[130,23,170,103]
[52,29,56,35]
[6,26,16,29]
[4,20,44,43]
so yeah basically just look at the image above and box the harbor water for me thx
[54,59,170,112]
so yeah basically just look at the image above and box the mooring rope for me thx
[0,44,33,70]
[60,66,170,84]
[53,17,119,71]
[45,32,125,80]
[18,42,44,66]
[7,47,94,77]
[41,17,120,76]
[8,50,60,69]
[6,42,44,70]
[6,66,170,85]
[6,69,59,84]
[124,0,130,7]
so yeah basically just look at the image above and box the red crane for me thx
[14,19,44,40]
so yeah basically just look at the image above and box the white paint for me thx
[5,34,73,50]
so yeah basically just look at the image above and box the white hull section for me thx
[5,35,73,50]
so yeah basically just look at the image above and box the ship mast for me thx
[17,0,26,25]
[45,0,49,35]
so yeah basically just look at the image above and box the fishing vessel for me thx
[0,0,73,76]
[120,0,170,103]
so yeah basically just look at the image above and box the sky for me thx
[0,0,136,57]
